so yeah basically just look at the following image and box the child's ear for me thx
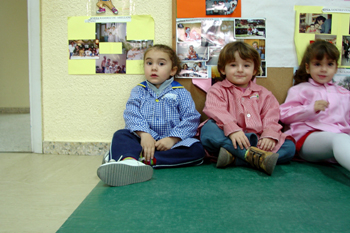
[305,63,310,74]
[220,69,226,75]
[170,66,178,76]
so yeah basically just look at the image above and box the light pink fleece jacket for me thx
[280,78,350,141]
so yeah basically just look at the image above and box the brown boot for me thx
[216,147,235,168]
[245,147,279,175]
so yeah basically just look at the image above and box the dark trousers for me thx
[110,129,205,168]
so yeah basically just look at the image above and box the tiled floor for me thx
[0,113,31,152]
[0,152,101,232]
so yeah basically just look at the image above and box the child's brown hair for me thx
[143,44,182,76]
[217,41,261,80]
[294,40,339,85]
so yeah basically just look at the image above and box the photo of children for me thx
[96,54,126,74]
[235,19,266,38]
[201,20,235,47]
[125,40,153,60]
[244,39,266,60]
[205,0,238,16]
[177,22,202,42]
[95,22,127,42]
[68,40,99,60]
[342,36,350,66]
[177,42,209,61]
[299,13,332,34]
[179,62,208,79]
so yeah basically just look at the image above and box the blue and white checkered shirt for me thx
[124,79,200,148]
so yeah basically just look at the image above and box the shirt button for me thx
[247,113,251,118]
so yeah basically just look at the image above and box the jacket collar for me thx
[308,78,335,87]
[221,79,262,92]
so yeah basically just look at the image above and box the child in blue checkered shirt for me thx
[97,44,205,187]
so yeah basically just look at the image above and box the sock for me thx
[122,157,137,161]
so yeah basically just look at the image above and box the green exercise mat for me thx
[58,162,350,233]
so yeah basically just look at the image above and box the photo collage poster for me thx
[294,6,350,91]
[176,18,267,80]
[68,15,154,75]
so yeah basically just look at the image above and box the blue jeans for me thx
[109,129,205,168]
[200,120,295,166]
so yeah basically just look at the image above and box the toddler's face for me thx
[306,56,337,85]
[220,51,256,88]
[144,49,177,88]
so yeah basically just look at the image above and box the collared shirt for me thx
[124,79,201,148]
[280,78,350,141]
[202,79,287,153]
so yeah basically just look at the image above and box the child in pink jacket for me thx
[280,40,350,172]
[200,42,295,175]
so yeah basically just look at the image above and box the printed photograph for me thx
[95,22,127,42]
[177,22,202,42]
[241,39,266,60]
[177,42,209,61]
[235,19,266,38]
[315,35,337,45]
[179,62,208,79]
[125,40,153,60]
[201,20,235,47]
[68,40,99,60]
[206,46,222,66]
[341,36,350,67]
[205,0,238,15]
[95,54,126,74]
[299,13,332,34]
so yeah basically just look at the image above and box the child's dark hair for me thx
[144,44,182,76]
[217,41,261,80]
[294,40,339,85]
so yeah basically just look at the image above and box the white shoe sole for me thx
[97,162,153,187]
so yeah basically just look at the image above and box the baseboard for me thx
[0,108,30,114]
[43,141,110,156]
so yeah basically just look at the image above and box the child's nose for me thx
[151,64,157,70]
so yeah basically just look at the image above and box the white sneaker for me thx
[102,151,110,164]
[97,159,153,187]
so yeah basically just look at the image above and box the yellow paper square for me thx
[68,60,96,74]
[126,60,144,74]
[127,15,155,40]
[68,16,96,40]
[99,42,123,54]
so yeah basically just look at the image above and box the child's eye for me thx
[328,62,335,66]
[230,64,236,67]
[146,62,152,65]
[314,63,321,66]
[159,62,165,66]
[244,64,251,67]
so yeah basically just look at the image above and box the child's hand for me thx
[137,132,156,162]
[257,138,276,151]
[314,100,329,113]
[229,131,250,150]
[155,137,181,151]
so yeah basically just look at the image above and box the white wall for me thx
[41,0,173,143]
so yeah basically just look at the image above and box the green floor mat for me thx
[58,162,350,233]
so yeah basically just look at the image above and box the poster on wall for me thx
[294,6,350,68]
[67,15,154,75]
[294,6,350,91]
[177,0,241,18]
[176,18,267,80]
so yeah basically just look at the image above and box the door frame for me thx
[27,0,42,153]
